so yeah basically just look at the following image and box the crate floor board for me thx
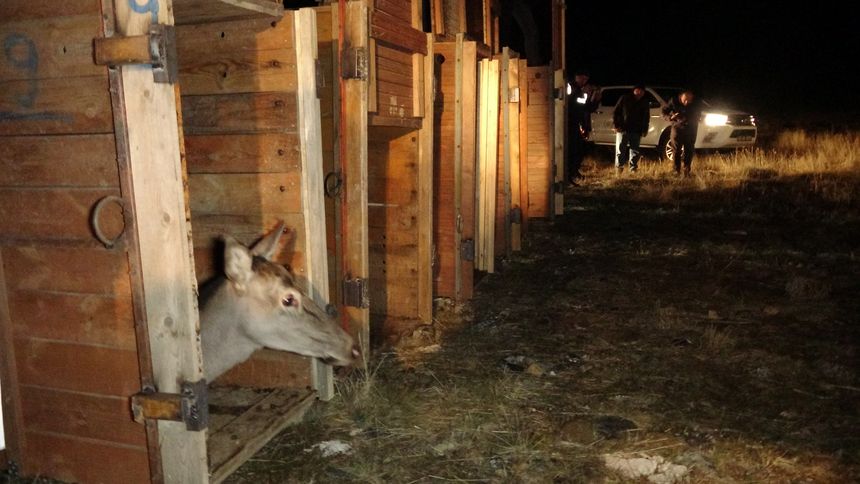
[207,386,317,483]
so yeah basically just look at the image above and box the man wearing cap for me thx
[612,84,650,173]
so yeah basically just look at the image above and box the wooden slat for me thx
[173,0,283,25]
[208,389,316,483]
[459,39,477,299]
[0,75,113,135]
[182,92,297,134]
[340,1,371,349]
[14,338,140,396]
[508,56,522,251]
[370,9,428,54]
[0,15,104,81]
[0,135,118,187]
[3,246,130,295]
[22,432,149,483]
[185,133,300,174]
[188,173,303,215]
[417,34,433,322]
[517,58,529,229]
[10,291,135,350]
[0,188,123,243]
[21,386,145,446]
[213,349,311,389]
[0,0,100,21]
[178,47,297,96]
[0,248,25,466]
[375,0,412,24]
[294,8,334,399]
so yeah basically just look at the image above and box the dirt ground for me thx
[222,152,859,483]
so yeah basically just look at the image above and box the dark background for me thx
[506,1,857,126]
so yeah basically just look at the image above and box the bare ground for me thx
[224,156,860,483]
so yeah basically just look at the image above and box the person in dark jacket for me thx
[567,70,601,184]
[612,84,650,173]
[662,89,703,175]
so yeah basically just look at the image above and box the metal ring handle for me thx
[91,195,126,249]
[324,171,343,198]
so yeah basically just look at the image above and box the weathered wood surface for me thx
[173,0,283,25]
[208,388,316,484]
[526,66,551,218]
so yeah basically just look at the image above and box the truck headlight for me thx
[704,113,728,126]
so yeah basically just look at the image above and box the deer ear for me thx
[250,221,286,260]
[224,236,253,291]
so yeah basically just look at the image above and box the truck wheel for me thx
[657,131,672,161]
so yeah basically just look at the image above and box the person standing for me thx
[612,84,650,173]
[567,70,601,184]
[662,89,703,175]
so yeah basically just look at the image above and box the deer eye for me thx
[282,295,296,308]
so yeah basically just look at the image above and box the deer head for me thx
[200,222,359,381]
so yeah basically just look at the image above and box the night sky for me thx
[500,1,856,125]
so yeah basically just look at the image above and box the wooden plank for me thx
[0,188,123,244]
[185,133,300,174]
[10,291,135,350]
[3,246,131,295]
[0,0,100,21]
[213,350,311,389]
[459,40,477,299]
[176,15,293,53]
[0,248,25,466]
[375,0,413,24]
[112,0,208,480]
[23,432,149,483]
[370,9,428,54]
[0,75,113,136]
[341,1,371,350]
[188,173,303,215]
[14,338,140,396]
[500,48,511,257]
[208,389,316,483]
[0,135,118,187]
[553,68,564,216]
[507,56,521,251]
[20,386,146,446]
[178,47,297,96]
[173,0,282,25]
[0,15,104,81]
[294,8,334,400]
[517,59,529,230]
[417,34,433,322]
[182,92,297,134]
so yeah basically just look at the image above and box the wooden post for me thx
[294,9,334,401]
[517,59,529,231]
[0,250,23,469]
[341,0,370,352]
[500,48,512,257]
[476,58,499,273]
[508,55,522,252]
[110,0,208,482]
[417,33,434,322]
[553,68,564,216]
[453,34,464,300]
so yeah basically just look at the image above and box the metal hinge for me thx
[343,277,369,308]
[341,46,368,80]
[94,24,177,84]
[461,239,475,262]
[131,379,208,431]
[510,206,522,224]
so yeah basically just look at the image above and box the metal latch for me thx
[94,24,178,84]
[343,278,369,308]
[461,239,475,262]
[341,46,368,80]
[510,207,522,224]
[131,379,208,431]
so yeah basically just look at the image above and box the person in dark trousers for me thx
[567,70,601,185]
[662,89,703,175]
[612,84,650,173]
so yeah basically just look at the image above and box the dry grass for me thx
[220,128,859,484]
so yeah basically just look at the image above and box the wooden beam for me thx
[172,0,283,25]
[294,8,334,401]
[341,1,370,354]
[417,33,434,323]
[453,34,464,300]
[500,48,511,258]
[508,55,522,252]
[110,0,207,482]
